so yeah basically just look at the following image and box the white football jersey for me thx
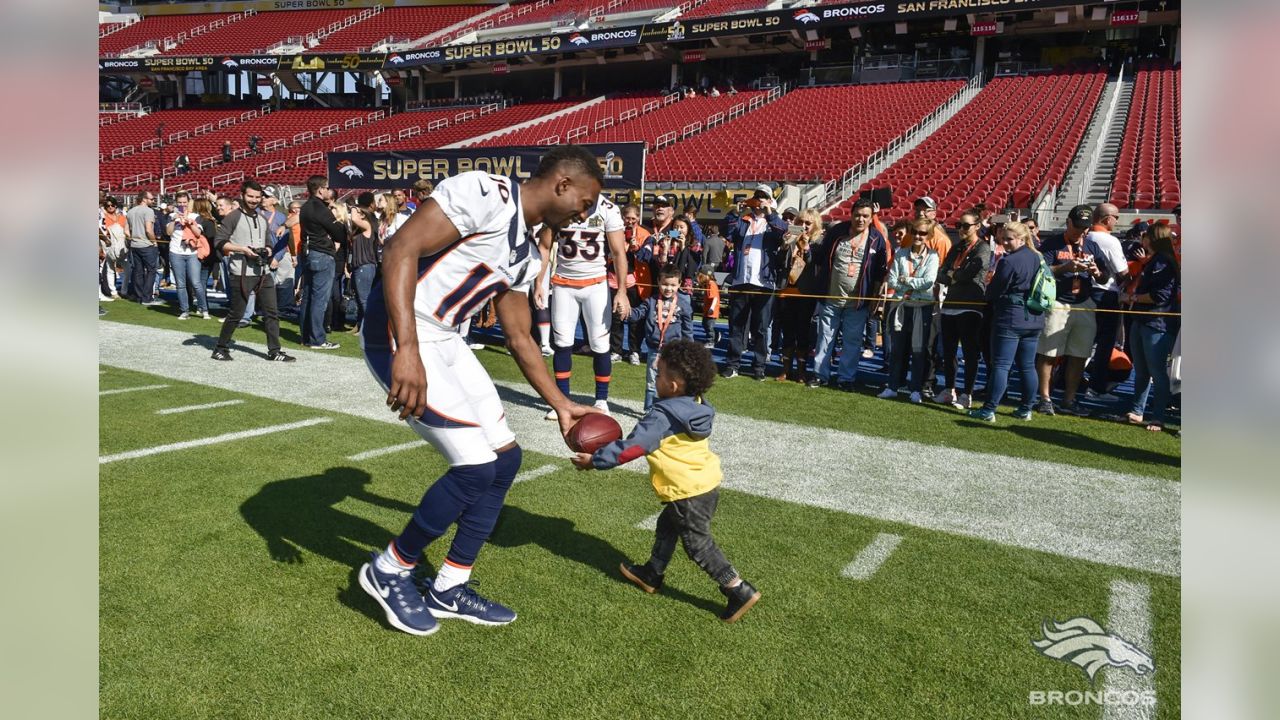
[413,171,536,340]
[551,193,623,284]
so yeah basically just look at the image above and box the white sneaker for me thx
[861,348,874,359]
[542,346,553,357]
[936,388,955,406]
[609,352,622,362]
[877,388,898,400]
[177,312,190,320]
[98,293,115,302]
[909,391,923,404]
[592,399,611,416]
[954,393,971,410]
[201,311,212,320]
[468,342,485,350]
[544,408,558,421]
[627,352,640,366]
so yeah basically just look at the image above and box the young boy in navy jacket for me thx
[571,339,761,623]
[624,268,695,409]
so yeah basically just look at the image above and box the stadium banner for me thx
[389,27,642,68]
[606,187,777,220]
[98,52,385,74]
[326,142,646,190]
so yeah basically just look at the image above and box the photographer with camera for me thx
[210,179,294,363]
[719,186,788,380]
[165,191,211,320]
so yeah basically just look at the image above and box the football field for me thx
[99,305,1180,719]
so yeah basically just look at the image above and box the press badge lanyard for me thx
[655,296,679,347]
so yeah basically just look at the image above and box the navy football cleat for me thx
[358,555,439,636]
[425,582,517,626]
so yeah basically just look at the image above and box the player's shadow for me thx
[240,466,418,568]
[488,505,722,615]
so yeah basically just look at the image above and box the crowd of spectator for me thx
[98,180,1181,431]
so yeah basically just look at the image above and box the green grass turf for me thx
[99,366,1180,719]
[101,299,1181,481]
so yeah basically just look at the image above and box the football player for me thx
[533,193,631,417]
[357,146,603,635]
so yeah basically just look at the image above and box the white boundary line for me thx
[841,533,904,579]
[346,440,426,461]
[99,417,332,464]
[156,399,245,415]
[100,384,169,396]
[1102,579,1156,720]
[512,464,558,484]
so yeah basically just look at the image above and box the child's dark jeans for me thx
[648,488,738,586]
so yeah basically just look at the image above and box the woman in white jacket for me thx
[879,217,939,403]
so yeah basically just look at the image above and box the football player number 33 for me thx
[559,230,602,260]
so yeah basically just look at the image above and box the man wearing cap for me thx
[646,194,678,238]
[1082,203,1130,402]
[1034,204,1113,416]
[719,186,788,380]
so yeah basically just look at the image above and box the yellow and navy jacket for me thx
[591,395,722,503]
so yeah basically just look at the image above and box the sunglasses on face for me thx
[911,230,931,237]
[956,222,975,229]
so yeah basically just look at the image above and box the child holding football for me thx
[571,339,761,623]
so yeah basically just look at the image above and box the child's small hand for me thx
[570,452,594,470]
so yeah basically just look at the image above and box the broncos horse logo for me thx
[1032,617,1155,683]
[336,160,364,179]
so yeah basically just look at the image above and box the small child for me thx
[571,339,761,623]
[624,268,694,410]
[695,265,721,349]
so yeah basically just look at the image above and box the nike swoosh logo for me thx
[378,582,390,599]
[478,180,490,197]
[432,592,459,612]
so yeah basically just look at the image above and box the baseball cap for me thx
[651,194,674,208]
[1067,204,1093,229]
[781,207,799,219]
[914,196,936,209]
[754,183,774,198]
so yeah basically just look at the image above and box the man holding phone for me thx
[720,187,787,380]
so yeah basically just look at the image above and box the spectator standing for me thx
[126,191,162,306]
[191,197,220,318]
[934,212,993,410]
[720,189,787,380]
[410,179,433,211]
[1034,205,1112,416]
[1116,224,1180,431]
[968,222,1045,422]
[165,191,209,320]
[1083,203,1130,402]
[349,206,378,332]
[210,180,294,363]
[221,141,232,164]
[774,208,822,383]
[695,265,721,348]
[609,204,650,365]
[702,222,726,271]
[879,218,939,403]
[806,199,890,390]
[99,197,126,300]
[623,269,694,410]
[326,202,352,334]
[298,175,345,350]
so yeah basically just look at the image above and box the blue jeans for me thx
[129,245,159,302]
[644,354,660,410]
[169,251,206,314]
[300,252,335,345]
[352,263,377,327]
[982,326,1040,412]
[1127,323,1175,424]
[812,302,869,384]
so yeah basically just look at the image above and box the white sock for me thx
[373,543,414,575]
[433,560,472,592]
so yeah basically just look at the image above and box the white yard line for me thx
[155,399,245,415]
[347,440,427,461]
[841,533,904,580]
[98,321,1181,576]
[99,383,169,396]
[513,464,558,484]
[1102,580,1156,720]
[636,512,661,531]
[99,417,332,465]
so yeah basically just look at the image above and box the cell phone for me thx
[992,214,1011,224]
[788,224,805,236]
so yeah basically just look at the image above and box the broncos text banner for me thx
[326,143,646,190]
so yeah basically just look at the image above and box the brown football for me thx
[567,413,623,454]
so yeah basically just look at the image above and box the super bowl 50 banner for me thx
[326,143,646,190]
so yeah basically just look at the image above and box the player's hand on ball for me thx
[571,452,594,470]
[556,401,601,442]
[388,350,427,420]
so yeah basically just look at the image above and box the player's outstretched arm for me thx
[494,288,599,440]
[533,225,555,310]
[383,199,463,420]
